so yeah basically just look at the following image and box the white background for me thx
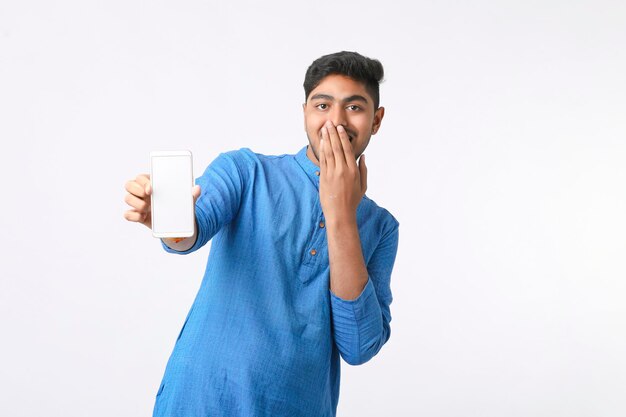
[1,1,625,416]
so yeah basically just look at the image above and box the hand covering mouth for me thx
[319,127,356,142]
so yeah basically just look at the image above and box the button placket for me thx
[301,210,327,269]
[297,183,329,282]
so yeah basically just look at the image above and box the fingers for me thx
[124,192,149,213]
[323,121,346,168]
[125,180,145,198]
[192,185,201,204]
[336,125,356,168]
[320,124,335,169]
[125,174,151,198]
[123,209,148,223]
[124,174,152,225]
[358,154,367,194]
[319,138,327,171]
[135,174,152,196]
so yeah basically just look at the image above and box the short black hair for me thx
[303,51,384,109]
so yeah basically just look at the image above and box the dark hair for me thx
[303,51,384,109]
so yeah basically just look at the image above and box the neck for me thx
[306,145,320,167]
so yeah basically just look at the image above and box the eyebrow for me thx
[309,94,369,104]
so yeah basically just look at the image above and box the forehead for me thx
[308,74,371,101]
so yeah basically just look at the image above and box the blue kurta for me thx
[153,146,399,417]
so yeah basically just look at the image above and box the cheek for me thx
[305,115,323,131]
[350,115,372,132]
[307,122,325,137]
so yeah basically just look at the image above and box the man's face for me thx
[303,74,385,165]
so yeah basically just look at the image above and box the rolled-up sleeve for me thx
[162,151,245,255]
[329,221,399,365]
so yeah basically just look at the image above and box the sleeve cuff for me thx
[160,238,198,255]
[330,278,379,321]
[159,216,204,255]
[329,278,385,365]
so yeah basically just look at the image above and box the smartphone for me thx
[150,150,195,238]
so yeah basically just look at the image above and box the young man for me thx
[123,51,399,417]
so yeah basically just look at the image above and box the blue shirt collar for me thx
[294,145,320,188]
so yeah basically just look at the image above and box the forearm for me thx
[325,207,391,364]
[326,215,368,300]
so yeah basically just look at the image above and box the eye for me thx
[315,103,328,110]
[347,105,362,111]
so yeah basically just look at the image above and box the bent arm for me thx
[329,222,399,365]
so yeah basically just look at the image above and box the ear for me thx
[302,102,307,131]
[371,106,385,135]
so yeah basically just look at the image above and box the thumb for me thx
[192,185,201,203]
[359,154,367,194]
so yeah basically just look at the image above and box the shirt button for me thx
[315,171,320,176]
[319,221,325,228]
[310,249,317,256]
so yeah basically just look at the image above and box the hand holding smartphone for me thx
[150,150,195,238]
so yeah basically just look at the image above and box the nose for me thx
[329,105,347,128]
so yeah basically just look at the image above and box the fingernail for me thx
[337,125,345,132]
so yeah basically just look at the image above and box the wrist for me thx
[324,213,358,230]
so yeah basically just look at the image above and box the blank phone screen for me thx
[150,152,194,237]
